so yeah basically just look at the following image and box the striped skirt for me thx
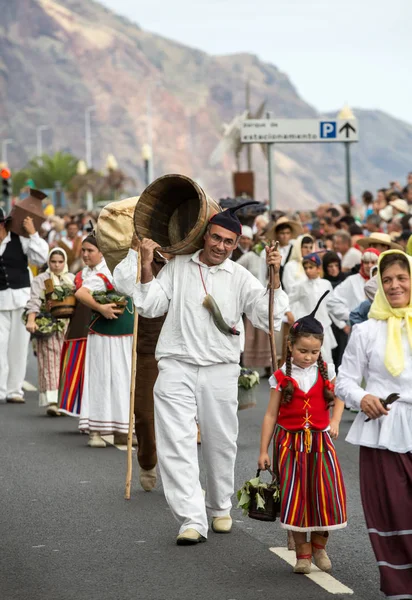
[57,339,87,417]
[274,425,347,532]
[360,446,412,599]
[37,331,66,407]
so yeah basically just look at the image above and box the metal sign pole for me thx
[266,112,275,212]
[267,142,275,212]
[344,142,352,204]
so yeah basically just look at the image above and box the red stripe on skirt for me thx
[274,425,347,531]
[360,446,412,599]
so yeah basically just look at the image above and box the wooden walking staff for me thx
[124,249,142,500]
[268,240,279,372]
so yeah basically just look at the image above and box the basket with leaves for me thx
[238,368,260,410]
[237,467,281,522]
[92,291,128,314]
[22,310,67,340]
[48,284,76,318]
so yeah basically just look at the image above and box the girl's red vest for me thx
[274,368,330,432]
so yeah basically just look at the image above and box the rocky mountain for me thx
[1,0,411,209]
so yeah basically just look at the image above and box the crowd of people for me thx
[1,174,412,600]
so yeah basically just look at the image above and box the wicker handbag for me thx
[248,467,281,522]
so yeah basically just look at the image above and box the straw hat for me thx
[266,216,303,241]
[389,199,409,214]
[357,232,403,251]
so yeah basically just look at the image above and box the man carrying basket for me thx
[118,203,288,545]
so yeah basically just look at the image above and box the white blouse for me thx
[335,319,412,453]
[269,361,336,394]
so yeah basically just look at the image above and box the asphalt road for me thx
[0,354,382,600]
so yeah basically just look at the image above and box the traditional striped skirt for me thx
[57,339,87,417]
[360,446,412,599]
[274,425,347,532]
[37,331,66,407]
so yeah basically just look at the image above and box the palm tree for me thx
[12,151,79,195]
[26,152,79,188]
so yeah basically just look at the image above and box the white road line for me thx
[101,435,135,452]
[269,547,354,595]
[23,381,37,392]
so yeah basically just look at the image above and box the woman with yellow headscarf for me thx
[336,249,412,599]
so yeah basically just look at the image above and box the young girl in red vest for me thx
[258,291,347,574]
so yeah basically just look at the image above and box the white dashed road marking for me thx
[101,435,135,452]
[270,547,354,595]
[23,381,37,392]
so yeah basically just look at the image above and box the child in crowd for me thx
[25,248,75,415]
[282,234,314,295]
[288,253,336,363]
[258,292,347,575]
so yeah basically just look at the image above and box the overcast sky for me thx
[100,0,412,124]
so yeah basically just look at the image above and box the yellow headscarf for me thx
[46,248,74,287]
[406,234,412,257]
[368,249,412,376]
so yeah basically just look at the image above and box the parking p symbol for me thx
[320,122,336,139]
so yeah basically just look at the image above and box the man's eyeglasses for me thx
[208,232,237,249]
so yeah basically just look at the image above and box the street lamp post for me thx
[146,80,161,183]
[338,104,355,205]
[36,126,50,159]
[141,144,152,188]
[85,105,96,211]
[1,139,13,165]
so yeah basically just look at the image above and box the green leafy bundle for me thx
[237,475,280,515]
[22,311,66,335]
[92,291,126,305]
[238,368,260,390]
[50,285,75,301]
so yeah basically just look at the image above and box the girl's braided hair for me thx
[281,328,334,408]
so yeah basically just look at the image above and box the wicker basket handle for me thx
[256,467,278,484]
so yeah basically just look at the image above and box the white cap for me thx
[241,225,253,240]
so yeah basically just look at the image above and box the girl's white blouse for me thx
[335,318,412,453]
[269,361,336,394]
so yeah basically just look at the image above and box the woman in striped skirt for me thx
[58,235,106,416]
[25,248,74,415]
[259,292,347,575]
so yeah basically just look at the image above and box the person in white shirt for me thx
[282,234,314,296]
[270,216,303,283]
[288,253,336,363]
[114,203,288,545]
[0,208,49,403]
[335,250,412,600]
[326,248,380,337]
[333,230,362,272]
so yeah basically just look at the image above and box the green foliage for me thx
[50,285,75,301]
[237,475,280,515]
[238,368,260,390]
[12,151,79,194]
[92,291,126,305]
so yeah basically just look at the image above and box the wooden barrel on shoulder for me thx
[133,174,220,255]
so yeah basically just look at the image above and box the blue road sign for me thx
[320,121,337,139]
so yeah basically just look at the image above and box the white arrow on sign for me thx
[241,118,359,143]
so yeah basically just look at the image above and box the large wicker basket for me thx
[50,295,76,318]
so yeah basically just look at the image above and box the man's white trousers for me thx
[0,309,30,399]
[154,358,240,538]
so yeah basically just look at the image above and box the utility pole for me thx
[1,139,13,166]
[36,126,50,160]
[85,105,96,211]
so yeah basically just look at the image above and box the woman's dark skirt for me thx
[360,446,412,599]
